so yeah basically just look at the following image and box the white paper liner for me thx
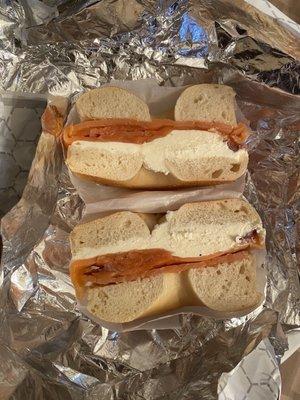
[79,175,245,218]
[77,249,266,332]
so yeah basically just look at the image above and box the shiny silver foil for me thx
[0,0,299,399]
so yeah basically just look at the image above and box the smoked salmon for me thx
[62,118,248,149]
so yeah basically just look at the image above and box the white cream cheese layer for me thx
[69,130,247,178]
[143,130,244,174]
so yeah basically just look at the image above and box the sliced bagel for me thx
[187,251,261,312]
[70,199,265,261]
[66,130,248,187]
[65,84,247,188]
[87,272,182,323]
[84,251,260,323]
[70,200,265,323]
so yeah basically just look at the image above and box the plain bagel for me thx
[69,198,265,323]
[63,84,249,189]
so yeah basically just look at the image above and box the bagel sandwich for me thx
[63,84,249,189]
[69,198,265,323]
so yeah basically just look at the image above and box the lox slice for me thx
[62,118,248,149]
[70,247,260,300]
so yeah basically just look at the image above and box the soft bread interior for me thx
[70,199,265,261]
[67,141,143,181]
[66,130,248,184]
[162,130,247,181]
[70,211,150,256]
[87,273,182,323]
[174,84,237,125]
[85,253,260,323]
[75,86,151,121]
[187,252,260,311]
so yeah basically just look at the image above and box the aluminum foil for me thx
[0,0,299,399]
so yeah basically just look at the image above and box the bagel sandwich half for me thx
[63,84,249,189]
[69,198,265,323]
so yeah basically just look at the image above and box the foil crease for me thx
[0,0,299,399]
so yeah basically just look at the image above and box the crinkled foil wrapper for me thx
[0,1,299,399]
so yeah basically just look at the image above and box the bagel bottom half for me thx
[84,251,261,323]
